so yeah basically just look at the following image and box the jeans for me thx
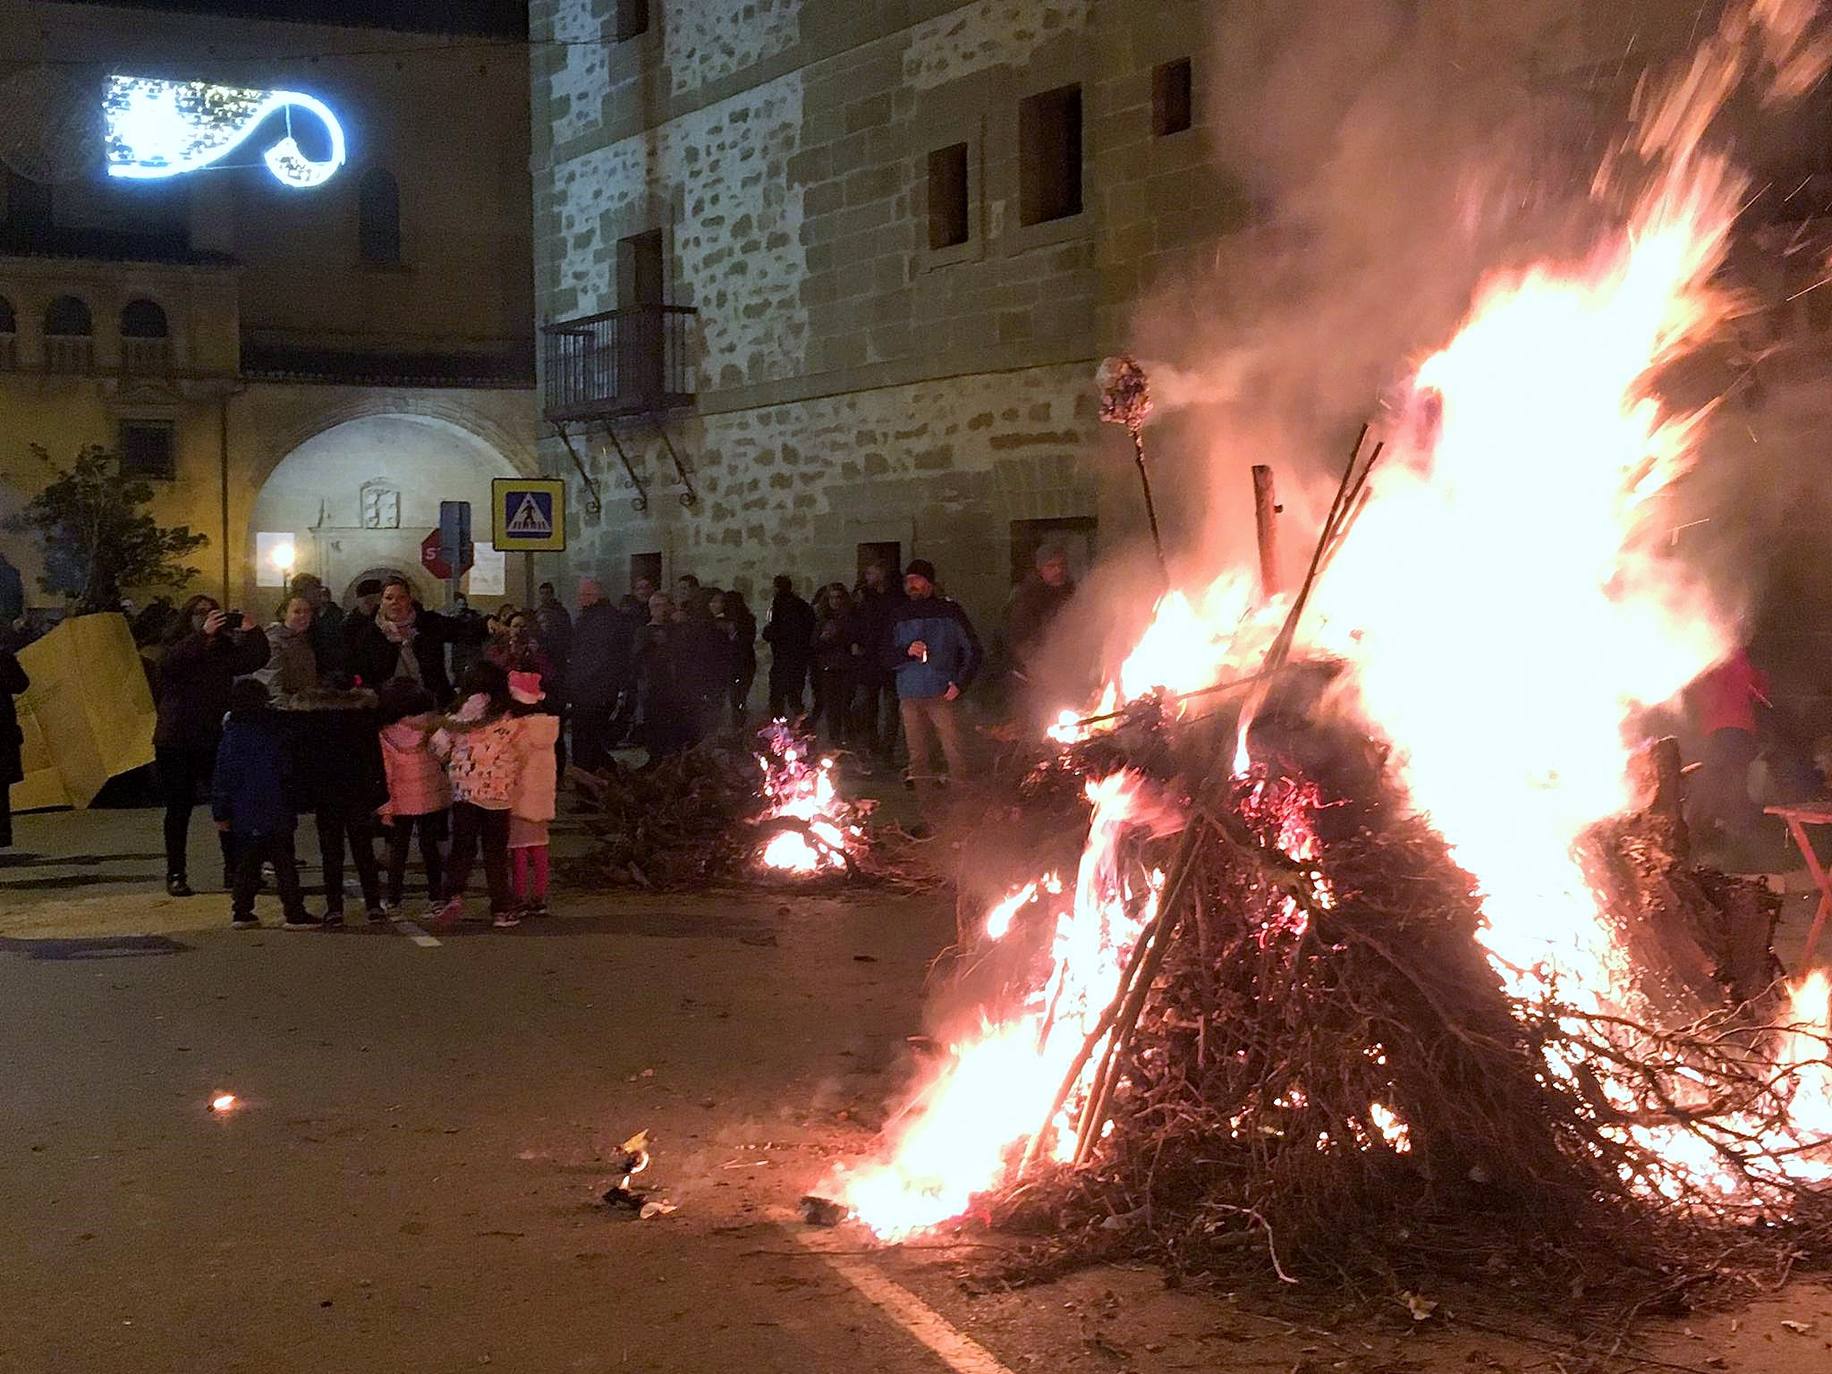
[767,663,808,720]
[315,805,381,913]
[1692,727,1763,849]
[230,830,306,922]
[814,667,853,745]
[899,695,973,816]
[156,744,234,882]
[385,809,448,906]
[446,801,512,915]
[570,702,615,774]
[855,677,900,763]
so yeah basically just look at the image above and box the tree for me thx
[5,444,209,614]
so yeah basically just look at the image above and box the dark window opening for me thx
[45,295,93,336]
[629,551,663,596]
[1019,84,1084,226]
[1153,58,1193,137]
[359,168,402,266]
[4,169,52,241]
[927,143,970,250]
[1009,516,1097,586]
[118,420,176,481]
[616,229,667,401]
[616,0,649,41]
[857,541,902,587]
[121,299,168,338]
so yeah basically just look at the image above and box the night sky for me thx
[59,0,528,37]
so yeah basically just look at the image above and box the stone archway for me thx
[250,413,517,612]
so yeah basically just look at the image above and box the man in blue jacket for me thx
[884,560,982,824]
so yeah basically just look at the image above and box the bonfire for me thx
[825,0,1832,1311]
[569,720,878,890]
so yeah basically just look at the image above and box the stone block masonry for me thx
[530,1,1221,633]
[544,361,1099,623]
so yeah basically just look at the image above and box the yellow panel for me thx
[14,614,157,811]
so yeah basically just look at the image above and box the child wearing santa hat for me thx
[506,670,561,917]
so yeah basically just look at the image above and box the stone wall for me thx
[531,0,1125,637]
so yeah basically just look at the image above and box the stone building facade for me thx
[529,0,1239,632]
[530,0,1832,679]
[0,1,540,620]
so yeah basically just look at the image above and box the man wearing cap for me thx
[884,560,982,824]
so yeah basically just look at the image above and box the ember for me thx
[829,0,1832,1298]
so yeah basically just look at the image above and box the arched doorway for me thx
[340,565,432,609]
[250,414,517,612]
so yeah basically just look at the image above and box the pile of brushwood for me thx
[567,739,764,890]
[941,672,1832,1320]
[566,728,926,891]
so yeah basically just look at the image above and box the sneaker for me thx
[428,897,463,931]
[282,913,325,932]
[492,910,522,929]
[524,901,549,919]
[322,909,345,929]
[230,917,260,930]
[166,875,194,898]
[365,906,390,924]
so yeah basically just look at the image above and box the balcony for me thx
[541,304,696,423]
[122,336,172,373]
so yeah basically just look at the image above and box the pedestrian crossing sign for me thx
[492,478,567,551]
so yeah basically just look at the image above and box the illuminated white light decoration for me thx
[104,75,347,189]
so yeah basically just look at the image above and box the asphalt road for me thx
[0,801,967,1373]
[4,805,1830,1374]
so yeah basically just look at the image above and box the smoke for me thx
[1048,0,1832,692]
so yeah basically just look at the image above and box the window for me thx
[1019,85,1083,226]
[120,299,168,338]
[44,295,94,372]
[121,298,171,372]
[927,144,970,250]
[617,229,667,400]
[1010,516,1097,586]
[118,420,176,480]
[45,295,92,337]
[358,168,402,266]
[629,551,662,596]
[616,0,649,41]
[1153,59,1193,137]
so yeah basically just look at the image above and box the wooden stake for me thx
[1252,465,1280,598]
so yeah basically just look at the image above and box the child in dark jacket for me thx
[287,673,388,925]
[212,678,317,930]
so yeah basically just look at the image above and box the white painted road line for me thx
[392,918,441,948]
[786,1225,1017,1374]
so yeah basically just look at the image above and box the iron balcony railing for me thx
[541,303,697,422]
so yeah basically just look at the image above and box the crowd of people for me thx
[138,573,564,929]
[0,546,1085,902]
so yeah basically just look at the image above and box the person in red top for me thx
[1688,646,1769,860]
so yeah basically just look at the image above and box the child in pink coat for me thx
[506,671,560,917]
[376,680,452,911]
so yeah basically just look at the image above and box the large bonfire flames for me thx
[835,0,1832,1256]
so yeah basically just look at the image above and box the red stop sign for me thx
[420,530,451,580]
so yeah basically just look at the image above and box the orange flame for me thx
[840,0,1832,1236]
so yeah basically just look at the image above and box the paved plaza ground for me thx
[2,802,1829,1373]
